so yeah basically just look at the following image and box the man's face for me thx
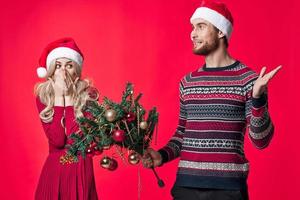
[190,18,220,55]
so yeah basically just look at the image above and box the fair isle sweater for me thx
[158,61,274,190]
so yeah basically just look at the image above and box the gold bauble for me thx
[128,152,140,165]
[139,121,148,130]
[105,109,117,122]
[100,157,111,169]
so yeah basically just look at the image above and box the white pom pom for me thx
[37,67,47,78]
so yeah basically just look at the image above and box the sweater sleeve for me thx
[36,97,66,149]
[64,87,99,138]
[64,106,84,146]
[158,81,187,164]
[244,81,274,149]
[65,106,79,136]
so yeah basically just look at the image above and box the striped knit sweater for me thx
[158,61,274,190]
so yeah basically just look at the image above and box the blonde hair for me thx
[34,59,99,123]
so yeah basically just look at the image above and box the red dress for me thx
[35,98,98,200]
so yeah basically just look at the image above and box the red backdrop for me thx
[0,0,299,199]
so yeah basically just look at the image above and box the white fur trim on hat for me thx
[190,7,233,39]
[37,67,47,78]
[46,47,83,69]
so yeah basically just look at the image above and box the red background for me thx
[0,0,299,199]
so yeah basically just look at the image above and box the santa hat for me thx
[37,37,84,78]
[190,0,233,39]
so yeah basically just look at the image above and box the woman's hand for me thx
[49,70,79,106]
[49,71,70,106]
[49,71,68,97]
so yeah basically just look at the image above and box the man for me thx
[143,1,281,200]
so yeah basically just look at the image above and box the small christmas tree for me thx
[60,82,158,167]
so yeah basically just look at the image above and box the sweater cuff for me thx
[51,107,64,124]
[53,106,64,115]
[252,94,267,108]
[158,149,169,166]
[65,106,74,116]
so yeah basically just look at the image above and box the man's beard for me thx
[193,38,219,56]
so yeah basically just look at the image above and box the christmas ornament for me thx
[105,109,117,122]
[100,157,118,171]
[112,129,126,142]
[128,152,140,165]
[126,112,136,123]
[60,154,76,165]
[100,157,111,169]
[139,121,148,130]
[108,158,118,171]
[90,142,97,147]
[86,147,94,157]
[88,87,99,100]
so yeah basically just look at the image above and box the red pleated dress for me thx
[35,98,98,200]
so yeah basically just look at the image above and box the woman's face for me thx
[53,58,77,80]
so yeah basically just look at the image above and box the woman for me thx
[35,38,99,200]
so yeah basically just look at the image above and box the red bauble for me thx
[90,142,97,148]
[86,147,94,157]
[126,113,136,123]
[87,87,99,100]
[112,129,126,142]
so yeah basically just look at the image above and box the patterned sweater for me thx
[158,61,274,190]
